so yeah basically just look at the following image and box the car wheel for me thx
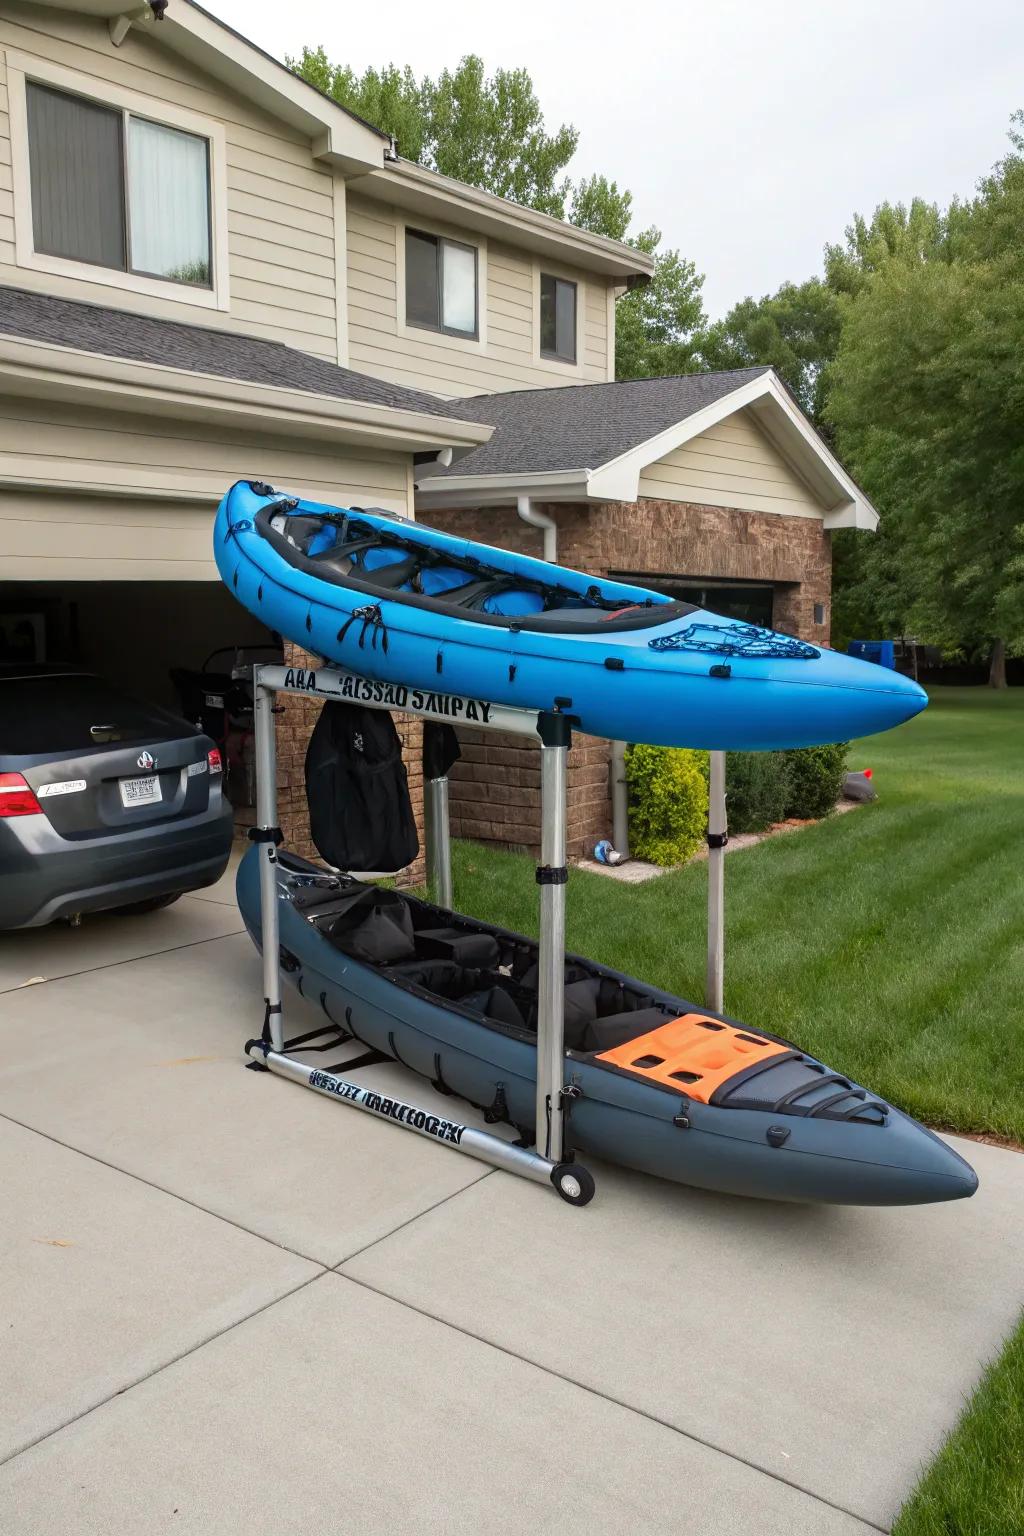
[110,892,185,916]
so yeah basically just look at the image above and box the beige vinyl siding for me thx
[0,396,411,579]
[637,410,824,518]
[0,0,339,357]
[346,195,610,396]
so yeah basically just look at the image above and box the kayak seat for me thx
[581,1008,680,1053]
[388,960,534,1032]
[412,926,502,967]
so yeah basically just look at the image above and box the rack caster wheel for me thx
[551,1162,595,1206]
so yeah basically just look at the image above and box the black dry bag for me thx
[305,702,418,873]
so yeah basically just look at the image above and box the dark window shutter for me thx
[555,279,577,362]
[406,229,440,329]
[540,272,557,354]
[540,273,577,362]
[26,82,126,271]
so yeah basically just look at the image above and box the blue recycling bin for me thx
[848,639,896,670]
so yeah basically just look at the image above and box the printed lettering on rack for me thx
[282,666,492,724]
[283,666,318,692]
[307,1071,466,1144]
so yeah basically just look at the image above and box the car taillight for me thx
[207,747,223,774]
[0,772,43,817]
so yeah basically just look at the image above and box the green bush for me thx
[625,744,709,866]
[783,743,849,820]
[724,751,792,833]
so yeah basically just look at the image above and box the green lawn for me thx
[892,1315,1024,1535]
[451,686,1024,1142]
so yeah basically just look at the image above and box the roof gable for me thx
[419,370,878,530]
[28,0,387,174]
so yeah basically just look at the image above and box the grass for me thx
[892,1314,1024,1535]
[451,686,1024,1142]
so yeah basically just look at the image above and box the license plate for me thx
[120,774,161,808]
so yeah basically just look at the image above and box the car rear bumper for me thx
[0,804,235,928]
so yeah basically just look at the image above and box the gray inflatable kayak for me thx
[237,847,977,1207]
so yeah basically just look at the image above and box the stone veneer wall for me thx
[425,498,833,858]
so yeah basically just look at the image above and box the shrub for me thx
[724,751,792,834]
[783,743,849,820]
[625,744,709,866]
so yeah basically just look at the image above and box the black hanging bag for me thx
[305,702,419,873]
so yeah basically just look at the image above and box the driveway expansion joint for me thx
[331,1269,888,1534]
[0,1109,330,1269]
[0,1269,327,1471]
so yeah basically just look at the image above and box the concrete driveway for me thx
[1,855,1022,1535]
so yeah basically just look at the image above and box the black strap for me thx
[706,831,729,850]
[261,999,282,1043]
[336,603,390,654]
[536,865,569,885]
[248,826,283,846]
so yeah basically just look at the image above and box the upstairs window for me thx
[405,228,478,338]
[26,82,212,288]
[540,273,577,363]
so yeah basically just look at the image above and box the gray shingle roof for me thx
[0,285,461,420]
[419,368,773,480]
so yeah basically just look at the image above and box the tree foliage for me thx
[289,48,576,217]
[827,116,1024,676]
[701,278,842,422]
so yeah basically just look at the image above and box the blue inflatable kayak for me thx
[215,480,926,750]
[238,847,977,1206]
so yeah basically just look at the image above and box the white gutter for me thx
[516,494,558,563]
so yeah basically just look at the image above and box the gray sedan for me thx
[0,666,234,929]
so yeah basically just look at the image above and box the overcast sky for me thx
[207,0,1024,318]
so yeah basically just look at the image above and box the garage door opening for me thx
[1,581,281,827]
[608,572,777,628]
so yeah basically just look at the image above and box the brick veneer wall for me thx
[426,498,833,857]
[277,641,426,888]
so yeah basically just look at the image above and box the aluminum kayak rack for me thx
[246,661,597,1206]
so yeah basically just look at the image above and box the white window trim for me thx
[6,49,230,313]
[396,214,487,353]
[531,258,585,376]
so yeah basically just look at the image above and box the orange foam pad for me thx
[597,1013,788,1100]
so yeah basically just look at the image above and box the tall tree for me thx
[568,176,706,378]
[827,123,1024,684]
[289,48,427,160]
[823,197,950,298]
[424,58,577,216]
[701,278,842,423]
[289,49,577,217]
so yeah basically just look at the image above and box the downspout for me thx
[516,494,557,564]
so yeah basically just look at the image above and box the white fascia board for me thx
[37,0,387,175]
[588,371,880,529]
[0,337,491,454]
[415,468,591,510]
[362,161,653,283]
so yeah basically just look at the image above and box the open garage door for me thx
[1,580,281,824]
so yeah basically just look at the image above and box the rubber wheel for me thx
[550,1161,596,1206]
[109,892,185,916]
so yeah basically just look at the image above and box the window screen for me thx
[26,82,126,270]
[127,118,211,284]
[540,274,577,362]
[441,241,476,335]
[406,228,477,337]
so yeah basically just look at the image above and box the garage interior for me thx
[1,580,281,824]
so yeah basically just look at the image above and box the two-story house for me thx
[0,0,878,867]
